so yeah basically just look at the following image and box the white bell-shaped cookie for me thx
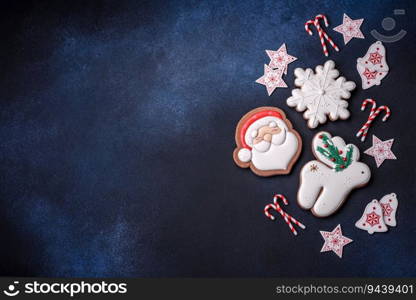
[355,199,388,234]
[379,193,398,227]
[356,41,389,90]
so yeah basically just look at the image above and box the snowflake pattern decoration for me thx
[366,212,381,226]
[381,203,393,217]
[320,224,353,258]
[333,13,365,45]
[369,52,383,65]
[286,60,356,128]
[310,164,319,172]
[363,68,378,80]
[256,64,287,96]
[364,135,397,168]
[266,43,297,75]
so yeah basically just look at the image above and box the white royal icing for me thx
[287,60,355,128]
[251,129,298,171]
[237,148,252,163]
[297,131,371,217]
[244,116,288,147]
[379,192,398,227]
[356,41,389,90]
[355,199,388,234]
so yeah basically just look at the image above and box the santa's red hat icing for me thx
[237,110,288,163]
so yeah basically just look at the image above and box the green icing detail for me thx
[316,134,353,172]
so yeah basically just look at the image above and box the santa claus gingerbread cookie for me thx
[297,131,371,217]
[233,107,302,176]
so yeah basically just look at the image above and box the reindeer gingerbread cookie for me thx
[233,107,302,176]
[297,131,371,217]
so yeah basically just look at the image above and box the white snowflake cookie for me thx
[286,60,356,129]
[297,131,371,217]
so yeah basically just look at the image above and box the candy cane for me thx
[305,14,339,56]
[264,203,277,220]
[313,18,329,56]
[273,195,306,230]
[356,99,377,139]
[264,194,306,236]
[356,99,391,142]
[305,20,315,35]
[376,106,391,122]
[315,14,329,26]
[316,21,339,52]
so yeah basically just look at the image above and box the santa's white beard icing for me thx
[251,129,299,171]
[233,107,302,176]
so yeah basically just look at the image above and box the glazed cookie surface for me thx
[233,107,302,177]
[297,131,371,217]
[286,60,356,129]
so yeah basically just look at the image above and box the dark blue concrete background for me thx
[0,0,415,277]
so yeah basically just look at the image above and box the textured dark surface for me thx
[0,0,415,277]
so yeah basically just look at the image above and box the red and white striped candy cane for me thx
[305,19,315,35]
[356,99,377,139]
[305,14,339,56]
[376,105,391,122]
[315,18,339,52]
[356,99,391,142]
[264,194,306,236]
[315,14,329,26]
[264,203,277,220]
[313,18,328,56]
[273,195,306,231]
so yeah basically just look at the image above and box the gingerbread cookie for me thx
[286,60,356,129]
[297,131,371,217]
[233,107,302,176]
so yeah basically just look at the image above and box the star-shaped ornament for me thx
[266,43,297,75]
[364,135,397,168]
[333,13,364,45]
[320,224,353,258]
[255,64,287,96]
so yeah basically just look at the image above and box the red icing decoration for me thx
[240,110,283,150]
